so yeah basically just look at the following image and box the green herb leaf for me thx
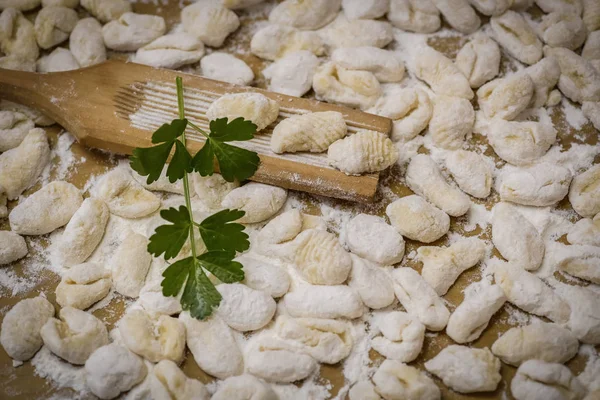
[198,209,249,252]
[198,251,245,283]
[166,141,193,183]
[161,256,193,297]
[148,206,191,260]
[181,263,222,319]
[210,117,257,141]
[152,119,188,143]
[192,139,215,177]
[210,141,261,182]
[130,141,174,184]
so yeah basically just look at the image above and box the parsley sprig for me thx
[129,77,260,319]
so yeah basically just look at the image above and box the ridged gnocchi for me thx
[34,6,78,50]
[111,232,152,298]
[348,255,395,309]
[271,111,347,154]
[478,72,535,119]
[221,183,287,224]
[250,25,325,61]
[313,62,382,110]
[387,0,441,33]
[371,311,425,362]
[55,262,111,309]
[181,1,239,47]
[331,47,405,83]
[568,164,600,217]
[69,18,106,67]
[102,12,166,51]
[429,95,475,149]
[206,93,279,132]
[191,173,238,210]
[269,0,340,30]
[414,46,473,99]
[455,33,501,88]
[328,130,398,175]
[490,11,543,65]
[430,0,480,34]
[498,163,572,206]
[385,195,450,243]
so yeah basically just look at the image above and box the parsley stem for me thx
[188,120,210,139]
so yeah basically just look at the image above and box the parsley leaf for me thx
[148,206,191,260]
[167,141,193,183]
[198,251,245,283]
[130,141,173,184]
[198,209,249,252]
[153,118,188,143]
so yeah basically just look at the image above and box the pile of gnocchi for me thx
[1,0,600,399]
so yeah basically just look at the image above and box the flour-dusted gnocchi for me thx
[42,0,79,7]
[134,33,204,69]
[36,47,79,72]
[344,214,405,265]
[567,213,600,246]
[583,0,600,31]
[487,119,557,166]
[250,25,325,61]
[111,232,151,298]
[511,360,587,400]
[0,231,27,265]
[558,283,600,344]
[0,0,40,10]
[468,0,511,15]
[313,62,382,110]
[491,322,579,366]
[319,14,394,50]
[430,0,480,34]
[10,181,82,236]
[447,284,506,343]
[200,52,254,86]
[0,186,6,218]
[349,381,381,400]
[569,164,600,218]
[391,267,450,331]
[81,0,131,23]
[557,245,600,284]
[235,254,290,298]
[545,46,600,103]
[583,31,600,62]
[138,280,182,316]
[0,9,39,63]
[263,50,319,97]
[371,311,425,363]
[0,55,35,71]
[0,110,34,152]
[445,150,493,199]
[102,12,166,51]
[493,260,571,323]
[429,95,475,149]
[221,183,287,224]
[348,255,395,309]
[387,0,441,33]
[180,312,243,379]
[372,360,441,400]
[150,360,210,400]
[477,73,534,120]
[455,33,501,89]
[328,130,398,175]
[283,284,364,319]
[419,238,486,295]
[536,0,583,14]
[84,343,147,400]
[191,173,237,210]
[498,163,572,206]
[269,0,341,30]
[425,346,502,393]
[0,100,54,126]
[215,283,276,331]
[222,0,266,8]
[343,0,389,19]
[207,93,279,132]
[524,57,562,108]
[490,11,543,65]
[181,1,239,47]
[130,167,184,195]
[386,195,450,243]
[0,297,54,361]
[41,307,108,365]
[538,12,587,50]
[414,47,474,99]
[56,262,111,309]
[331,47,405,83]
[34,6,78,49]
[271,111,347,154]
[212,374,276,400]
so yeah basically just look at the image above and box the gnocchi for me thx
[511,360,587,400]
[477,73,534,120]
[200,52,254,86]
[250,25,325,61]
[269,0,341,30]
[102,12,166,51]
[328,130,398,175]
[498,163,572,206]
[537,11,587,50]
[535,0,583,14]
[131,166,184,195]
[0,0,40,11]
[80,0,131,23]
[55,262,111,309]
[349,381,381,400]
[0,55,36,71]
[271,111,347,154]
[0,9,39,62]
[313,62,382,110]
[0,185,6,218]
[559,283,600,344]
[445,150,493,198]
[582,0,600,31]
[34,6,78,50]
[263,50,318,97]
[215,283,276,331]
[455,33,501,88]
[212,374,276,400]
[387,0,441,33]
[414,47,474,99]
[318,14,394,50]
[490,11,543,65]
[385,195,450,243]
[568,164,600,217]
[348,255,396,309]
[37,47,79,72]
[181,1,239,48]
[582,31,600,63]
[430,0,480,34]
[372,360,441,400]
[150,360,210,400]
[0,110,34,152]
[371,311,425,363]
[221,0,266,9]
[0,100,54,126]
[344,213,405,265]
[545,46,600,103]
[235,254,290,298]
[524,57,562,108]
[331,47,405,83]
[429,95,475,149]
[0,231,27,265]
[283,284,364,319]
[557,245,600,284]
[134,33,205,69]
[343,0,389,19]
[221,183,287,224]
[206,93,279,132]
[191,173,238,210]
[111,232,152,298]
[567,213,600,246]
[41,0,79,7]
[468,0,511,15]
[138,280,182,316]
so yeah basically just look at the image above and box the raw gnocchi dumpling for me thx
[372,360,441,400]
[490,11,543,65]
[0,0,40,11]
[181,1,239,47]
[344,213,405,265]
[283,284,364,319]
[0,128,50,200]
[34,6,78,49]
[445,150,493,198]
[343,0,389,19]
[10,181,82,236]
[102,13,166,51]
[0,297,54,361]
[538,12,587,50]
[271,111,347,154]
[558,283,600,344]
[0,110,34,151]
[387,0,441,33]
[0,185,6,218]
[371,311,425,363]
[212,374,276,400]
[111,232,152,298]
[430,0,480,34]
[582,101,600,130]
[235,254,290,298]
[498,163,572,206]
[419,238,486,295]
[583,0,600,31]
[535,0,583,14]
[348,255,395,309]
[84,343,147,400]
[221,183,287,224]
[269,0,341,30]
[385,195,450,243]
[331,47,405,83]
[446,284,506,343]
[0,231,27,265]
[41,307,108,365]
[56,262,111,309]
[138,280,182,316]
[36,47,79,72]
[313,62,382,110]
[328,130,398,175]
[477,73,534,120]
[131,166,184,195]
[215,283,276,331]
[567,213,600,246]
[81,0,131,23]
[469,0,511,15]
[557,245,600,284]
[206,93,279,132]
[263,51,319,97]
[150,360,210,400]
[200,52,254,86]
[524,57,562,108]
[487,119,557,166]
[0,100,54,126]
[41,0,79,7]
[134,33,205,69]
[391,267,450,331]
[349,381,381,400]
[511,360,587,400]
[0,55,35,71]
[250,25,325,61]
[455,33,501,88]
[545,46,600,103]
[192,173,238,210]
[318,14,394,50]
[429,95,475,149]
[569,164,600,217]
[414,46,474,99]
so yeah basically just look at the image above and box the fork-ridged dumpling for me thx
[414,47,474,99]
[271,111,347,154]
[34,6,78,49]
[102,12,166,51]
[430,0,480,34]
[490,11,543,65]
[269,0,341,30]
[181,1,239,47]
[192,173,239,210]
[313,62,382,110]
[328,130,397,175]
[250,25,325,61]
[388,0,441,33]
[469,0,511,15]
[69,18,106,68]
[206,93,279,132]
[477,73,534,120]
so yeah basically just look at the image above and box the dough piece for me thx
[582,101,600,130]
[34,6,78,50]
[391,267,450,331]
[191,173,237,210]
[138,280,182,316]
[119,310,185,363]
[430,0,480,34]
[269,0,341,30]
[283,284,364,319]
[102,13,166,52]
[221,183,287,224]
[343,0,389,19]
[487,119,557,166]
[41,307,108,365]
[130,166,184,195]
[42,0,79,7]
[0,129,50,200]
[271,111,346,154]
[235,254,290,298]
[181,1,239,47]
[512,360,587,400]
[313,62,382,110]
[0,231,27,265]
[525,57,562,108]
[318,14,394,50]
[0,0,40,11]
[478,73,534,121]
[94,169,161,219]
[179,312,243,379]
[80,0,131,23]
[111,232,152,298]
[426,346,501,393]
[538,12,587,50]
[55,262,111,309]
[207,93,279,132]
[10,181,82,236]
[455,33,501,88]
[0,110,34,152]
[0,55,35,71]
[468,0,511,15]
[273,315,353,364]
[387,0,441,33]
[150,360,210,400]
[84,343,147,400]
[583,31,600,62]
[200,52,254,86]
[498,163,572,207]
[406,154,471,217]
[348,255,395,309]
[0,9,38,61]
[215,283,276,331]
[212,374,276,400]
[490,11,543,65]
[250,25,325,61]
[545,46,600,103]
[263,51,318,97]
[535,0,583,14]
[134,33,205,69]
[0,100,54,126]
[583,0,600,31]
[493,260,571,323]
[558,283,600,344]
[429,95,475,149]
[447,284,506,343]
[344,213,405,265]
[37,46,79,72]
[221,0,266,9]
[385,195,450,243]
[371,311,425,362]
[331,47,405,83]
[569,164,600,217]
[511,0,536,9]
[567,213,600,246]
[414,47,474,99]
[445,150,493,198]
[0,297,54,361]
[349,381,382,400]
[419,238,486,295]
[0,185,6,218]
[372,360,441,400]
[328,130,398,174]
[557,245,600,284]
[492,323,579,366]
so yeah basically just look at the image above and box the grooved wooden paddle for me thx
[0,60,392,202]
